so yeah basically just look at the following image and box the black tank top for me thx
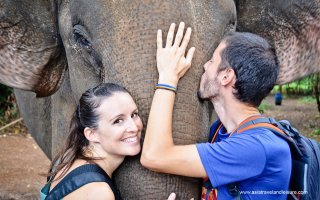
[45,164,122,200]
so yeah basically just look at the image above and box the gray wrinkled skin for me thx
[1,0,319,199]
[4,0,237,199]
[236,0,320,85]
[0,0,66,97]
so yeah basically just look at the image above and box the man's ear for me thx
[221,68,235,86]
[84,127,100,143]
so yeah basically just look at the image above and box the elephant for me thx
[0,0,319,199]
[236,0,320,84]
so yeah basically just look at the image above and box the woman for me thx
[41,83,143,200]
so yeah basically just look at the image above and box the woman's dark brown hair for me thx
[47,83,129,181]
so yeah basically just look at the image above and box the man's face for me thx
[198,41,227,100]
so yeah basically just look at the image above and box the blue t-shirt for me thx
[196,121,291,200]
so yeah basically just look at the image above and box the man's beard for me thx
[197,77,219,101]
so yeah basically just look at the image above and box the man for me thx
[141,22,291,200]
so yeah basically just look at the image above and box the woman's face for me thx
[95,92,143,157]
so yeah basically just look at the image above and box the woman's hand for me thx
[167,193,194,200]
[157,22,195,87]
[167,193,176,200]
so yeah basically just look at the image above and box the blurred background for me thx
[0,84,50,200]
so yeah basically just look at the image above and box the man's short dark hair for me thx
[219,32,279,107]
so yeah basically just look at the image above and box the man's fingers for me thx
[179,47,195,77]
[180,27,192,50]
[167,193,176,200]
[166,23,176,47]
[173,22,185,47]
[186,47,195,66]
[157,30,163,50]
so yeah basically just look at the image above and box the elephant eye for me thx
[73,25,92,50]
[77,35,90,47]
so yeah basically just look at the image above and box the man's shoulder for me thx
[238,127,291,155]
[238,127,285,141]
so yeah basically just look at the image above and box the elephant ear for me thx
[236,0,320,84]
[0,0,66,97]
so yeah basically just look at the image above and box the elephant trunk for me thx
[0,0,66,97]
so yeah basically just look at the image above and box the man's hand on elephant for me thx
[156,22,195,87]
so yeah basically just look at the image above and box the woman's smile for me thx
[121,135,140,144]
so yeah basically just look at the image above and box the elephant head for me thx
[1,0,237,199]
[1,0,319,199]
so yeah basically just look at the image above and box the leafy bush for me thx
[273,74,319,94]
[311,129,320,136]
[258,102,271,113]
[0,84,18,121]
[299,96,316,104]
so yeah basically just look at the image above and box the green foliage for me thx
[0,84,18,122]
[258,102,271,113]
[272,73,320,113]
[0,84,13,101]
[273,75,315,95]
[298,96,317,104]
[311,129,320,136]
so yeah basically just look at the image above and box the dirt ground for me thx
[262,95,320,142]
[0,95,319,200]
[0,134,50,200]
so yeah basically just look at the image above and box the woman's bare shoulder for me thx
[65,182,115,200]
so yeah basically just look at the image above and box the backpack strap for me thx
[210,122,223,143]
[236,117,286,135]
[209,115,264,143]
[45,164,121,200]
[201,120,224,200]
[208,116,291,200]
[235,117,304,158]
[310,139,320,169]
[226,116,299,200]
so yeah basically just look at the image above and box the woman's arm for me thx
[140,22,206,178]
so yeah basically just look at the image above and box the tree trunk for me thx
[314,74,320,113]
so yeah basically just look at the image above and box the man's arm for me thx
[140,22,206,178]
